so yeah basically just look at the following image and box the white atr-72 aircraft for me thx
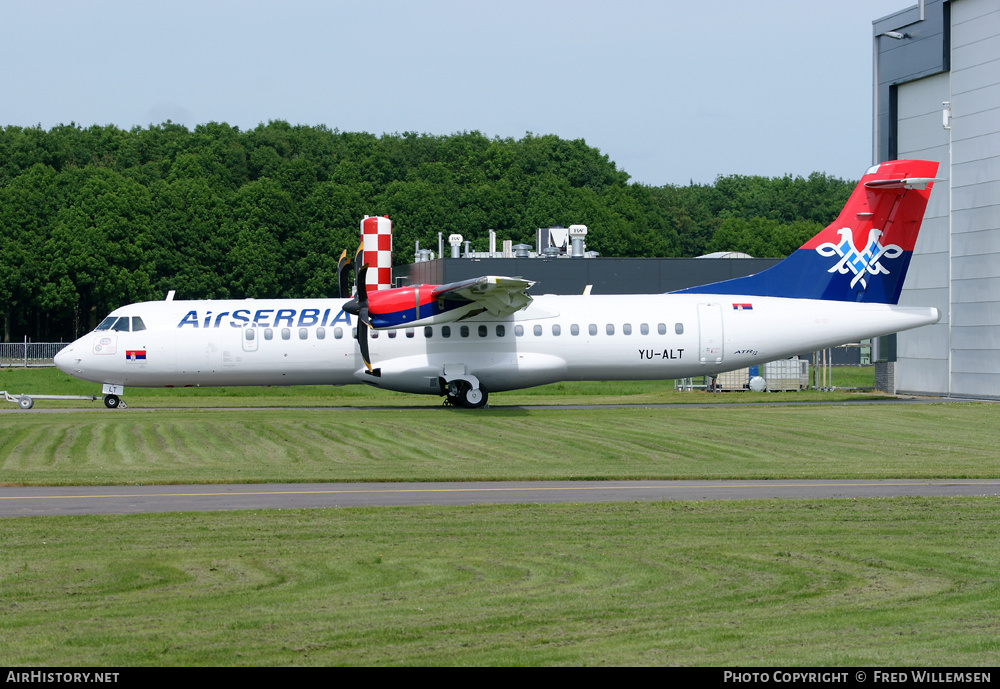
[55,159,940,408]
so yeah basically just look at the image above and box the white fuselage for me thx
[54,294,940,396]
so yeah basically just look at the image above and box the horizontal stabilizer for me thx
[864,177,939,190]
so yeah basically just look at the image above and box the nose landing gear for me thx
[101,384,126,409]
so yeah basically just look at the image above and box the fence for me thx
[0,342,68,367]
[676,357,811,392]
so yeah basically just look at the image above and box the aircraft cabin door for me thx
[242,325,259,352]
[697,303,724,365]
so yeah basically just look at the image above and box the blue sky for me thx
[3,0,911,185]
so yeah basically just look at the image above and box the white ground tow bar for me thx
[1,390,106,410]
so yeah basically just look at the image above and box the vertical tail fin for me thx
[677,160,939,304]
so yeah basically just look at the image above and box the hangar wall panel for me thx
[952,131,1000,163]
[948,205,1000,236]
[953,158,1000,188]
[949,0,1000,397]
[950,83,1000,121]
[886,0,1000,398]
[952,301,1000,326]
[951,181,1000,211]
[895,71,951,395]
[904,253,948,290]
[951,372,1000,398]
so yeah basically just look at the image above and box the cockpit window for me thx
[111,317,131,332]
[95,316,117,331]
[132,317,146,332]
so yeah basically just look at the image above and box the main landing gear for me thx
[444,380,489,409]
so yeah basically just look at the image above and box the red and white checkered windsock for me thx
[361,215,392,291]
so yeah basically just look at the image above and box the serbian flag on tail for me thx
[732,303,753,311]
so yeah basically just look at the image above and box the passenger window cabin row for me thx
[242,322,685,342]
[417,322,684,338]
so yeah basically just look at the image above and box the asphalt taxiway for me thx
[2,479,998,517]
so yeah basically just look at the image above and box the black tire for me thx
[18,396,33,410]
[104,394,120,409]
[462,386,488,409]
[445,381,464,407]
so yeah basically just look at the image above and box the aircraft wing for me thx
[430,276,535,318]
[361,275,536,329]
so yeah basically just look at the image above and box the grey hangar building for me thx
[877,0,1000,398]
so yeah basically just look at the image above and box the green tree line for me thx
[0,121,853,341]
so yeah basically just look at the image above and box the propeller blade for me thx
[342,265,370,324]
[355,265,370,322]
[353,241,364,296]
[344,263,376,373]
[336,250,350,299]
[358,306,373,372]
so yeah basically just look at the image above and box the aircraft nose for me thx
[53,344,75,374]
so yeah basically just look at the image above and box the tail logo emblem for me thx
[816,228,903,289]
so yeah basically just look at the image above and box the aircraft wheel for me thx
[104,394,120,409]
[462,386,488,409]
[18,396,34,410]
[445,381,464,407]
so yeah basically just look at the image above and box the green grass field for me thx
[2,366,998,666]
[3,499,998,666]
[2,404,999,485]
[0,365,880,408]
